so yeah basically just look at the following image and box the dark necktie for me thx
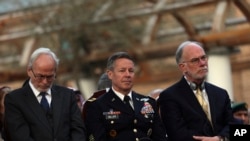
[40,92,49,112]
[123,95,133,111]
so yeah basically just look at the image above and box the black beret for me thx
[231,102,248,113]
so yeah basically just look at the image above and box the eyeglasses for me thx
[182,55,208,65]
[31,69,55,81]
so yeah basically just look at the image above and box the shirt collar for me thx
[29,80,51,97]
[111,87,132,101]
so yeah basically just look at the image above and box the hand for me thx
[193,135,221,141]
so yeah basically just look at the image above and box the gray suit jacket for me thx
[4,83,86,141]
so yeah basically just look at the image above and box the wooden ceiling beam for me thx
[91,0,217,23]
[195,27,250,48]
[83,27,250,64]
[172,12,197,39]
[211,0,228,32]
[233,0,250,22]
[0,0,245,43]
[141,0,166,45]
[1,27,250,83]
[91,0,113,23]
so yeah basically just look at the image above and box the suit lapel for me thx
[205,83,216,126]
[23,85,52,132]
[179,78,208,118]
[51,87,63,134]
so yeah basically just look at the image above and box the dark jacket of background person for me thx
[4,83,85,141]
[0,86,11,141]
[85,88,167,141]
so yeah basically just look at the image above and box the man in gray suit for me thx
[3,48,86,141]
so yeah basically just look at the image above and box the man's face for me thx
[107,58,135,95]
[27,54,56,92]
[179,43,208,83]
[233,110,249,124]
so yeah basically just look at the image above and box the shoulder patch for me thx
[87,98,96,102]
[147,96,155,101]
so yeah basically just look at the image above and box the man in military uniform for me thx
[85,52,168,141]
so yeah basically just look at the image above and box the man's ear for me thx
[106,70,112,79]
[178,63,185,71]
[27,68,32,77]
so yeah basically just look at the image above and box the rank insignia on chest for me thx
[103,109,121,120]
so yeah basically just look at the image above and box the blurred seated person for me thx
[148,88,163,100]
[68,87,85,113]
[0,86,11,140]
[82,73,112,120]
[148,88,163,115]
[74,89,85,113]
[232,102,249,125]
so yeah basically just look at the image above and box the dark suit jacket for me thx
[4,83,86,141]
[85,89,168,141]
[158,77,232,141]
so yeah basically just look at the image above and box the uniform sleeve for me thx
[149,98,168,141]
[85,100,107,141]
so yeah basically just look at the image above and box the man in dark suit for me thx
[3,47,86,141]
[158,41,232,141]
[85,52,168,141]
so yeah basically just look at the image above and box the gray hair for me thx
[106,52,134,70]
[175,41,203,64]
[28,47,60,69]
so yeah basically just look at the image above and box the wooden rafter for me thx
[195,27,250,48]
[211,0,228,32]
[233,0,250,22]
[141,0,165,45]
[91,0,217,23]
[81,26,250,64]
[171,12,197,39]
[92,0,113,23]
[1,0,250,84]
[0,0,220,43]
